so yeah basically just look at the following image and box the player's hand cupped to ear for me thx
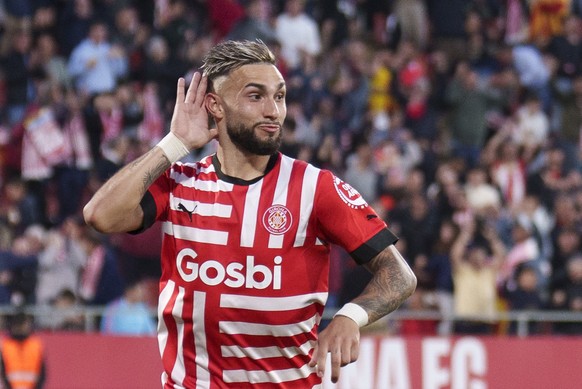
[170,72,218,151]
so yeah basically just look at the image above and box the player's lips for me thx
[257,124,281,133]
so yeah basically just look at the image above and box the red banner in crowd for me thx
[38,333,582,389]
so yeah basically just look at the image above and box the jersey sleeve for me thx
[129,169,172,234]
[314,170,398,265]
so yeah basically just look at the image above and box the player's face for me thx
[218,64,286,155]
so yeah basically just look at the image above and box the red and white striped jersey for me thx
[141,152,397,389]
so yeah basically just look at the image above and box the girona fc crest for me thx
[263,205,293,235]
[333,176,368,209]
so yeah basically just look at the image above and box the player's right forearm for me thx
[84,146,171,233]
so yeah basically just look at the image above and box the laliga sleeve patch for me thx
[333,176,368,209]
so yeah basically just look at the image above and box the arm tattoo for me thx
[127,148,171,194]
[352,246,416,323]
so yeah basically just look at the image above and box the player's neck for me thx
[216,146,273,181]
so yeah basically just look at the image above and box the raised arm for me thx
[450,218,476,270]
[309,244,416,383]
[83,73,217,233]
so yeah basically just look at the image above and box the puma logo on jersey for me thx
[176,248,283,290]
[177,203,197,221]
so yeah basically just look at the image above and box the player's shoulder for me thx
[169,154,216,180]
[279,153,339,188]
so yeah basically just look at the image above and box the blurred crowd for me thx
[0,0,582,336]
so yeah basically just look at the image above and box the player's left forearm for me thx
[353,245,417,324]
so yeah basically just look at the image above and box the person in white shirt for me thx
[275,0,321,69]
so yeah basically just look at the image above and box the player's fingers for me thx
[330,348,342,383]
[308,343,318,367]
[340,343,352,367]
[175,77,185,106]
[350,340,359,364]
[185,72,201,104]
[308,343,327,378]
[194,75,208,107]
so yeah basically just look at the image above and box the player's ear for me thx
[205,93,224,120]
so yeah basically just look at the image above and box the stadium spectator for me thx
[450,214,506,334]
[52,89,93,223]
[77,227,124,306]
[67,20,128,97]
[513,194,555,292]
[226,0,278,44]
[495,43,552,111]
[57,0,96,57]
[0,29,34,129]
[392,0,429,50]
[445,61,505,168]
[159,0,208,63]
[39,288,85,332]
[110,5,149,81]
[550,254,582,334]
[29,33,72,90]
[34,216,86,305]
[0,225,44,305]
[100,278,156,336]
[502,263,545,334]
[547,15,582,83]
[552,74,582,170]
[550,226,581,287]
[527,146,582,209]
[31,3,58,38]
[498,218,541,291]
[464,166,502,215]
[143,35,188,117]
[343,140,380,205]
[425,0,470,63]
[0,312,46,389]
[275,0,321,70]
[424,219,457,335]
[485,127,528,209]
[511,92,550,161]
[0,177,42,242]
[393,193,437,269]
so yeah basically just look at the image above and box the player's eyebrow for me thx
[244,82,286,92]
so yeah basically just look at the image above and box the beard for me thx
[226,120,282,156]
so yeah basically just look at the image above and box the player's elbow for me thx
[83,201,108,233]
[403,271,417,299]
[84,199,143,233]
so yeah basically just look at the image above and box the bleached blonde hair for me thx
[201,40,276,92]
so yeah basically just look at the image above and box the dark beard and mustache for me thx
[226,120,282,156]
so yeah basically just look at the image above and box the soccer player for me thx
[84,40,416,388]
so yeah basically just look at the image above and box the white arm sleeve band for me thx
[334,303,369,327]
[157,132,190,163]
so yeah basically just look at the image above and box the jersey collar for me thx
[211,152,280,185]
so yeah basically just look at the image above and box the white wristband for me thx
[157,132,190,163]
[334,303,369,327]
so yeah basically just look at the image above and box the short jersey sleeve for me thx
[130,169,172,233]
[314,170,398,264]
